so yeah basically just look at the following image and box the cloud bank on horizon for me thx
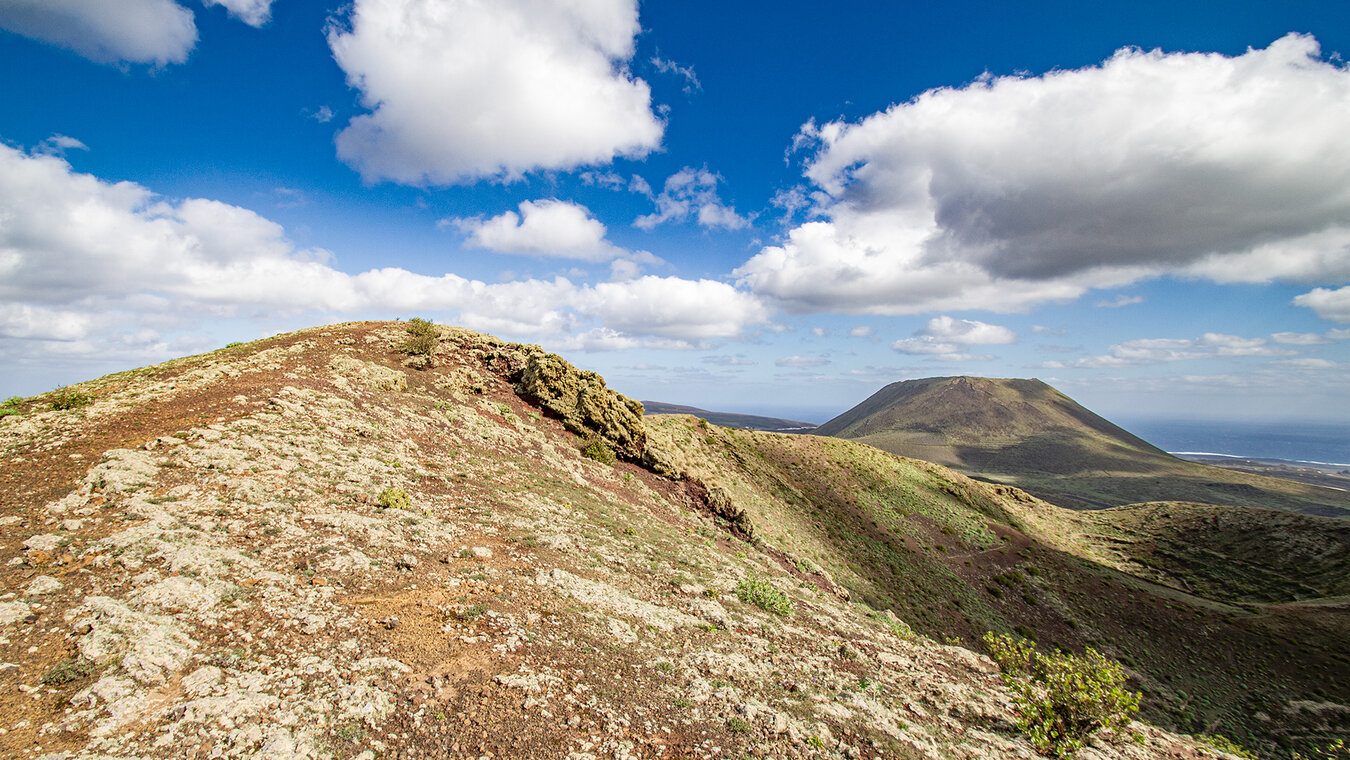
[1,0,1349,419]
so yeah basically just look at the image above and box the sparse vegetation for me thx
[0,396,23,417]
[376,487,410,510]
[399,318,439,357]
[42,657,97,686]
[1196,734,1255,758]
[984,632,1140,758]
[582,436,616,465]
[49,387,94,410]
[736,577,794,616]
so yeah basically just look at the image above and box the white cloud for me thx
[890,317,1014,361]
[1273,358,1339,370]
[202,0,272,26]
[703,355,755,366]
[34,135,89,156]
[739,35,1350,314]
[454,200,626,262]
[580,171,627,190]
[578,276,768,339]
[635,167,748,230]
[651,56,700,93]
[0,0,197,65]
[328,0,662,185]
[849,325,874,337]
[1095,294,1144,308]
[1042,332,1296,369]
[1271,331,1333,345]
[776,355,830,368]
[307,106,334,123]
[1294,286,1350,323]
[0,142,767,368]
[919,316,1015,345]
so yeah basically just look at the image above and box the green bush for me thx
[1293,740,1349,760]
[42,657,97,686]
[983,632,1140,758]
[49,387,94,410]
[376,487,411,511]
[1196,734,1254,759]
[735,577,794,616]
[400,318,439,357]
[0,396,23,417]
[582,437,616,465]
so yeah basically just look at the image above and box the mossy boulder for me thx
[514,351,646,460]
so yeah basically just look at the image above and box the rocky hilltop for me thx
[0,322,1328,759]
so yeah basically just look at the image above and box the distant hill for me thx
[642,401,816,433]
[814,376,1350,516]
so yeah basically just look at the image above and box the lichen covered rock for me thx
[514,351,646,460]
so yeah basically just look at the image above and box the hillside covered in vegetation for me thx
[0,322,1344,760]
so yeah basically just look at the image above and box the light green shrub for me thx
[400,318,438,357]
[49,387,94,410]
[983,632,1140,758]
[735,577,794,616]
[582,437,615,465]
[377,487,411,511]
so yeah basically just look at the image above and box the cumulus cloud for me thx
[0,142,767,364]
[0,0,197,65]
[890,317,1014,361]
[635,167,749,230]
[1294,286,1350,323]
[1043,332,1296,369]
[201,0,272,26]
[328,0,663,185]
[739,34,1350,314]
[453,200,627,262]
[578,277,768,339]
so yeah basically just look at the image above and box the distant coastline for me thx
[1171,451,1350,469]
[1121,418,1350,467]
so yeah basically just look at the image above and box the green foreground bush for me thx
[400,318,438,357]
[377,487,410,511]
[983,632,1140,758]
[49,388,94,410]
[582,437,616,464]
[736,577,794,616]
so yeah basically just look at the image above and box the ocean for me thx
[1120,418,1350,466]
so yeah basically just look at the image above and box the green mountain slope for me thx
[813,375,1350,516]
[652,416,1350,754]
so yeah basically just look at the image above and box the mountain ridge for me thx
[0,322,1343,758]
[814,375,1350,516]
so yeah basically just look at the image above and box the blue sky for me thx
[2,0,1350,424]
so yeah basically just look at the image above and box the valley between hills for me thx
[0,321,1345,760]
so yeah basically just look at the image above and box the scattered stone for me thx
[25,576,62,597]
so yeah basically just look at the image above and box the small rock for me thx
[396,554,420,570]
[471,547,493,559]
[25,576,62,597]
[381,617,400,630]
